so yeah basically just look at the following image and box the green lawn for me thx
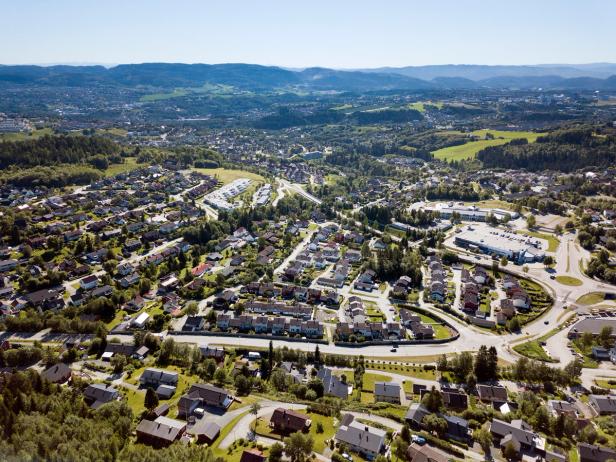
[576,292,606,305]
[513,341,555,362]
[595,379,616,389]
[366,363,437,381]
[555,275,583,286]
[432,130,540,162]
[192,167,265,185]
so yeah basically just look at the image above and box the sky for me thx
[1,0,615,68]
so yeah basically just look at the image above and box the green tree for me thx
[421,386,443,412]
[473,428,492,455]
[144,387,159,411]
[283,432,314,462]
[422,414,448,438]
[526,214,536,229]
[269,442,284,462]
[250,402,261,434]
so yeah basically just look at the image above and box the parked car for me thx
[411,435,426,445]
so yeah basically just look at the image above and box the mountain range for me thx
[1,62,616,92]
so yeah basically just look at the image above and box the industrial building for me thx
[424,203,519,222]
[454,226,545,263]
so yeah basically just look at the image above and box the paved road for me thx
[218,400,307,449]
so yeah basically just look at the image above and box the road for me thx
[278,179,322,205]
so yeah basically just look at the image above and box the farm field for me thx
[432,129,541,162]
[192,167,266,185]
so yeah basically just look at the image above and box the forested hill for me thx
[0,135,121,169]
[476,128,616,172]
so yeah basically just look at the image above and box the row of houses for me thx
[335,321,406,342]
[216,313,324,338]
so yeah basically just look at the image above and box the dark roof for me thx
[239,448,267,462]
[136,419,183,443]
[41,363,72,383]
[477,384,508,402]
[578,443,616,462]
[270,408,311,432]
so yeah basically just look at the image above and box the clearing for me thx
[432,129,541,162]
[555,276,583,287]
[192,167,265,185]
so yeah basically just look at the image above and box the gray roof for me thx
[490,419,541,448]
[139,368,179,386]
[590,395,616,414]
[317,367,350,399]
[374,382,401,399]
[335,420,386,454]
[84,383,119,408]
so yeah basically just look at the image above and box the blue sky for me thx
[2,0,615,68]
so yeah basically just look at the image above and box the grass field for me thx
[432,129,540,162]
[555,275,583,286]
[407,101,444,112]
[192,167,265,185]
[140,89,189,102]
[0,127,54,141]
[105,157,140,177]
[462,199,517,211]
[576,292,606,305]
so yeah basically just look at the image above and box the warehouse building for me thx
[454,226,545,264]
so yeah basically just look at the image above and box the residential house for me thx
[139,368,179,388]
[84,383,120,409]
[136,417,186,448]
[270,408,311,433]
[177,383,233,418]
[335,418,386,460]
[589,395,616,415]
[41,363,72,384]
[374,382,401,404]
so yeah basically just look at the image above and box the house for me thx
[213,290,238,309]
[542,398,574,416]
[80,274,99,291]
[477,384,508,403]
[182,316,205,332]
[578,443,616,462]
[193,421,221,445]
[41,363,72,384]
[270,408,311,433]
[317,366,350,399]
[444,415,470,442]
[136,416,186,448]
[131,312,150,329]
[374,382,401,404]
[335,418,386,460]
[84,383,120,409]
[177,383,233,418]
[139,368,179,388]
[405,404,430,430]
[442,390,468,409]
[589,395,616,415]
[407,443,449,462]
[239,448,267,462]
[489,418,545,453]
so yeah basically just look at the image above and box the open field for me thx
[105,157,140,177]
[192,167,266,185]
[0,127,54,141]
[432,129,541,162]
[407,101,444,112]
[140,89,189,102]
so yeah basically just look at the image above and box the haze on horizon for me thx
[1,0,615,69]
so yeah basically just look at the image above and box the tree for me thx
[599,326,613,348]
[500,256,508,267]
[144,387,159,411]
[421,386,443,412]
[213,368,227,386]
[502,441,519,461]
[269,442,284,462]
[543,255,554,268]
[183,301,199,317]
[110,354,127,374]
[314,345,321,365]
[473,428,492,455]
[283,432,314,462]
[422,414,448,438]
[526,214,536,229]
[436,354,448,372]
[250,402,261,434]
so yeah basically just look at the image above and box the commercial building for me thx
[454,226,545,263]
